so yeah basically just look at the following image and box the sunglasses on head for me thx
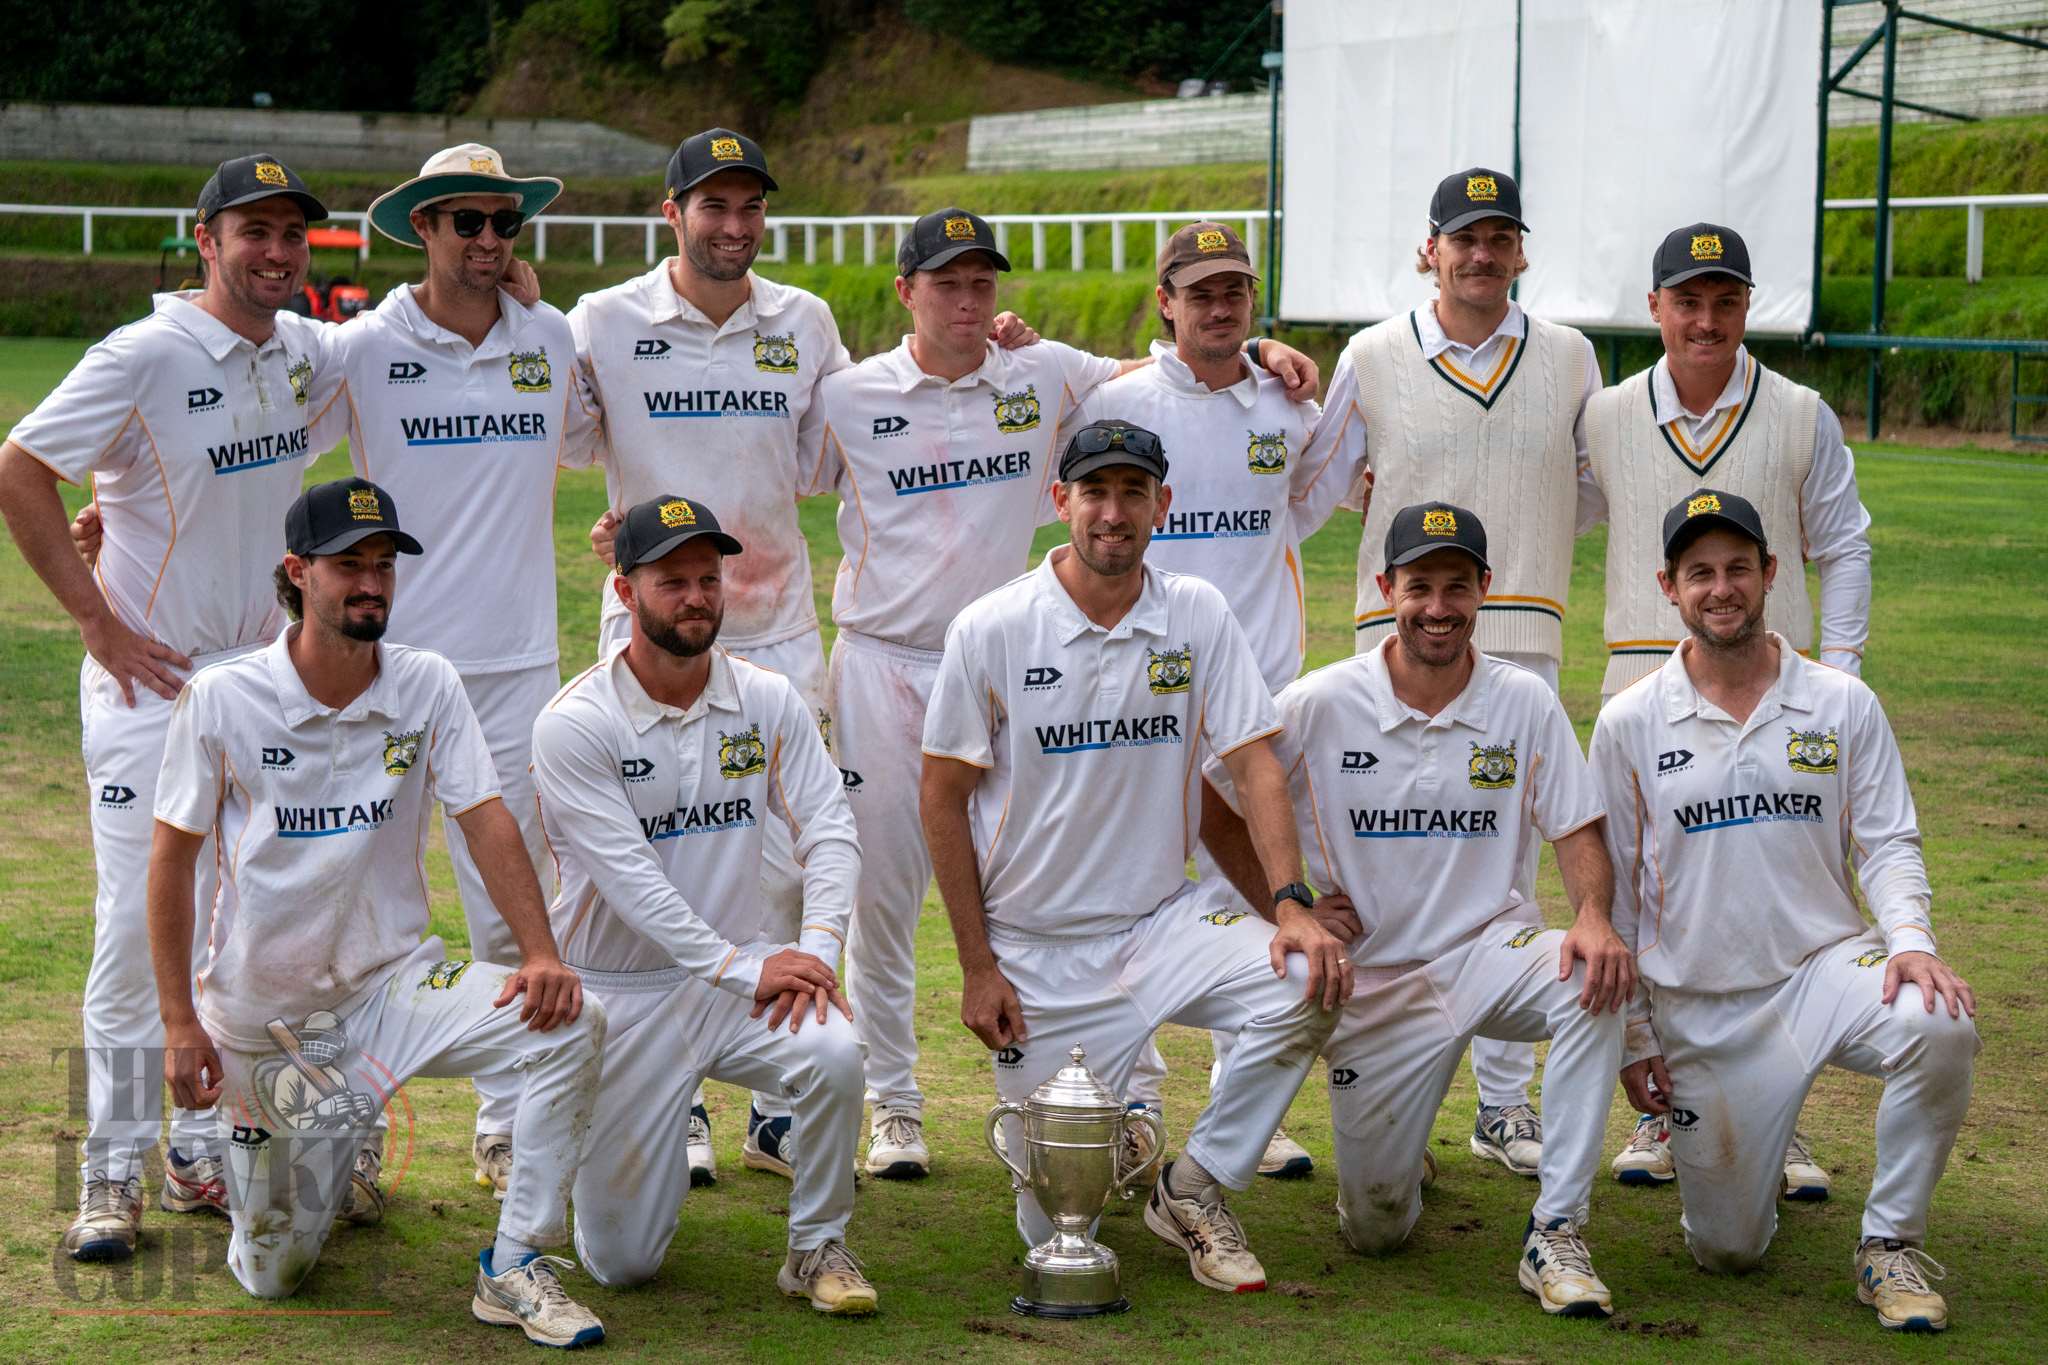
[428,207,526,239]
[1065,425,1162,459]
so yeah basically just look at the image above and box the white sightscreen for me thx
[1280,0,1822,337]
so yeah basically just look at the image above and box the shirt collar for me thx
[387,281,530,359]
[639,263,787,334]
[1032,547,1171,645]
[1657,630,1810,724]
[1414,299,1524,362]
[880,335,1006,396]
[1651,345,1753,424]
[153,291,278,362]
[608,641,741,735]
[1148,338,1259,408]
[267,625,404,727]
[1361,635,1494,733]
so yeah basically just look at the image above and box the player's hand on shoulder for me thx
[503,257,542,308]
[1618,1055,1673,1116]
[1271,901,1353,1011]
[164,1018,224,1109]
[589,508,622,567]
[990,311,1039,349]
[82,611,191,706]
[1883,949,1976,1019]
[495,954,585,1031]
[1260,340,1321,403]
[960,963,1028,1050]
[1560,912,1636,1014]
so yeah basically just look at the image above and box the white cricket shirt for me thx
[7,293,341,658]
[1208,638,1603,967]
[569,266,851,650]
[321,284,602,673]
[808,336,1121,651]
[1075,341,1332,691]
[922,549,1278,940]
[154,629,501,1050]
[533,644,859,992]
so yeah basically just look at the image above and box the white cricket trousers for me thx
[1325,917,1623,1253]
[570,963,864,1286]
[826,629,941,1115]
[988,889,1337,1248]
[213,941,606,1298]
[442,663,560,1136]
[78,649,251,1182]
[1656,929,1979,1269]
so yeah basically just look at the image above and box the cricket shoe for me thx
[1518,1216,1614,1317]
[743,1106,796,1180]
[472,1249,605,1348]
[1421,1146,1438,1189]
[160,1147,228,1215]
[474,1132,513,1202]
[1611,1114,1675,1185]
[778,1240,879,1314]
[1782,1131,1831,1201]
[64,1173,143,1262]
[1144,1161,1267,1292]
[865,1108,929,1180]
[1472,1103,1543,1177]
[1256,1127,1313,1179]
[344,1143,386,1226]
[1855,1237,1948,1331]
[687,1104,716,1187]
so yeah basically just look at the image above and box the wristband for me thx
[1246,337,1266,370]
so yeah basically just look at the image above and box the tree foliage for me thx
[900,0,1272,89]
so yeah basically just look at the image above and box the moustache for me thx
[345,596,388,610]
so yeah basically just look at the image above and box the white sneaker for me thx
[778,1240,879,1314]
[1518,1216,1614,1317]
[160,1148,228,1215]
[1472,1103,1543,1176]
[687,1104,716,1187]
[1421,1146,1438,1189]
[472,1132,512,1202]
[1143,1161,1268,1293]
[63,1173,143,1262]
[471,1250,605,1348]
[1256,1126,1313,1179]
[1856,1237,1948,1332]
[865,1108,930,1180]
[1782,1131,1831,1201]
[344,1144,386,1226]
[1612,1114,1675,1185]
[743,1106,795,1180]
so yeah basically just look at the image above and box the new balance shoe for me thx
[160,1148,227,1215]
[1611,1114,1675,1185]
[1855,1237,1948,1331]
[63,1173,143,1262]
[472,1249,605,1348]
[473,1132,512,1202]
[687,1104,716,1187]
[344,1143,386,1226]
[1256,1127,1314,1179]
[1518,1216,1614,1317]
[865,1108,929,1180]
[1144,1161,1267,1292]
[1472,1103,1543,1177]
[778,1240,879,1314]
[743,1106,795,1180]
[1782,1131,1831,1201]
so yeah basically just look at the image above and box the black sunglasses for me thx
[428,207,526,240]
[1065,424,1162,459]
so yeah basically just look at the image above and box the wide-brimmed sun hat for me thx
[367,143,563,248]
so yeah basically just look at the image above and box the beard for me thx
[1392,611,1472,668]
[1684,596,1766,652]
[683,229,757,282]
[330,595,388,642]
[640,600,722,658]
[1070,524,1145,578]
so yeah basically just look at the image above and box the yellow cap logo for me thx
[253,161,288,188]
[1686,493,1723,517]
[709,137,743,161]
[1690,233,1724,262]
[943,216,976,241]
[348,488,381,521]
[658,500,697,529]
[1195,228,1228,253]
[1421,507,1458,537]
[468,154,497,173]
[1466,174,1498,203]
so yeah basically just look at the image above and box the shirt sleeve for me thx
[566,299,614,473]
[1297,346,1369,516]
[1844,685,1936,957]
[922,614,1001,769]
[1196,586,1281,758]
[1803,401,1873,675]
[1587,707,1659,1064]
[1528,687,1604,841]
[423,661,502,816]
[797,375,843,498]
[1049,339,1125,407]
[532,701,766,997]
[302,319,352,455]
[764,679,862,963]
[1282,394,1344,541]
[5,333,139,484]
[815,302,854,380]
[153,681,225,836]
[1574,333,1609,534]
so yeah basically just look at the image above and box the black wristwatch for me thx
[1272,881,1315,911]
[1245,337,1266,370]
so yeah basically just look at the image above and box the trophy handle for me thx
[1117,1107,1168,1199]
[986,1103,1031,1186]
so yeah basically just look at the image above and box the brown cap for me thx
[1157,221,1259,288]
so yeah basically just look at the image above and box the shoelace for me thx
[799,1241,867,1282]
[876,1113,922,1151]
[1188,1195,1251,1256]
[1869,1243,1946,1294]
[509,1254,585,1312]
[479,1137,511,1168]
[1495,1104,1541,1144]
[1785,1130,1819,1168]
[176,1152,225,1181]
[1535,1224,1596,1277]
[81,1173,140,1218]
[1623,1116,1668,1152]
[687,1114,711,1146]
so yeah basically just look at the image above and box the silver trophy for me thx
[986,1045,1167,1317]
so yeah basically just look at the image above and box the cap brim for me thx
[911,243,1012,273]
[671,165,779,197]
[619,528,746,573]
[367,174,564,248]
[1431,209,1530,236]
[1655,264,1754,289]
[1059,451,1167,484]
[1386,542,1488,572]
[1163,257,1259,288]
[304,526,425,556]
[205,188,329,225]
[1663,513,1766,560]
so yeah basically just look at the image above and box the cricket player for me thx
[1590,224,1870,1196]
[1295,166,1606,1172]
[150,478,609,1347]
[0,155,344,1260]
[1202,501,1633,1317]
[1590,489,1976,1332]
[922,420,1348,1293]
[532,495,876,1313]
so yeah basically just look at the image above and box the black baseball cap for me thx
[286,478,423,557]
[1384,501,1489,572]
[1654,223,1753,289]
[1059,421,1168,484]
[1662,488,1767,561]
[1430,167,1527,236]
[613,495,744,574]
[197,154,327,226]
[897,206,1011,275]
[665,128,778,201]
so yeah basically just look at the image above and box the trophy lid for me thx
[1024,1045,1124,1115]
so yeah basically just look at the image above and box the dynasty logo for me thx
[753,332,799,374]
[1786,727,1838,774]
[1246,429,1288,475]
[718,723,767,779]
[1146,643,1193,695]
[382,727,424,777]
[507,349,552,393]
[992,385,1040,434]
[1468,740,1516,790]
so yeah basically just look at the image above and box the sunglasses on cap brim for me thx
[1065,426,1162,459]
[426,207,526,240]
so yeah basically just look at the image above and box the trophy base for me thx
[1011,1295,1131,1319]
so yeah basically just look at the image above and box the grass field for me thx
[0,336,2043,1362]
